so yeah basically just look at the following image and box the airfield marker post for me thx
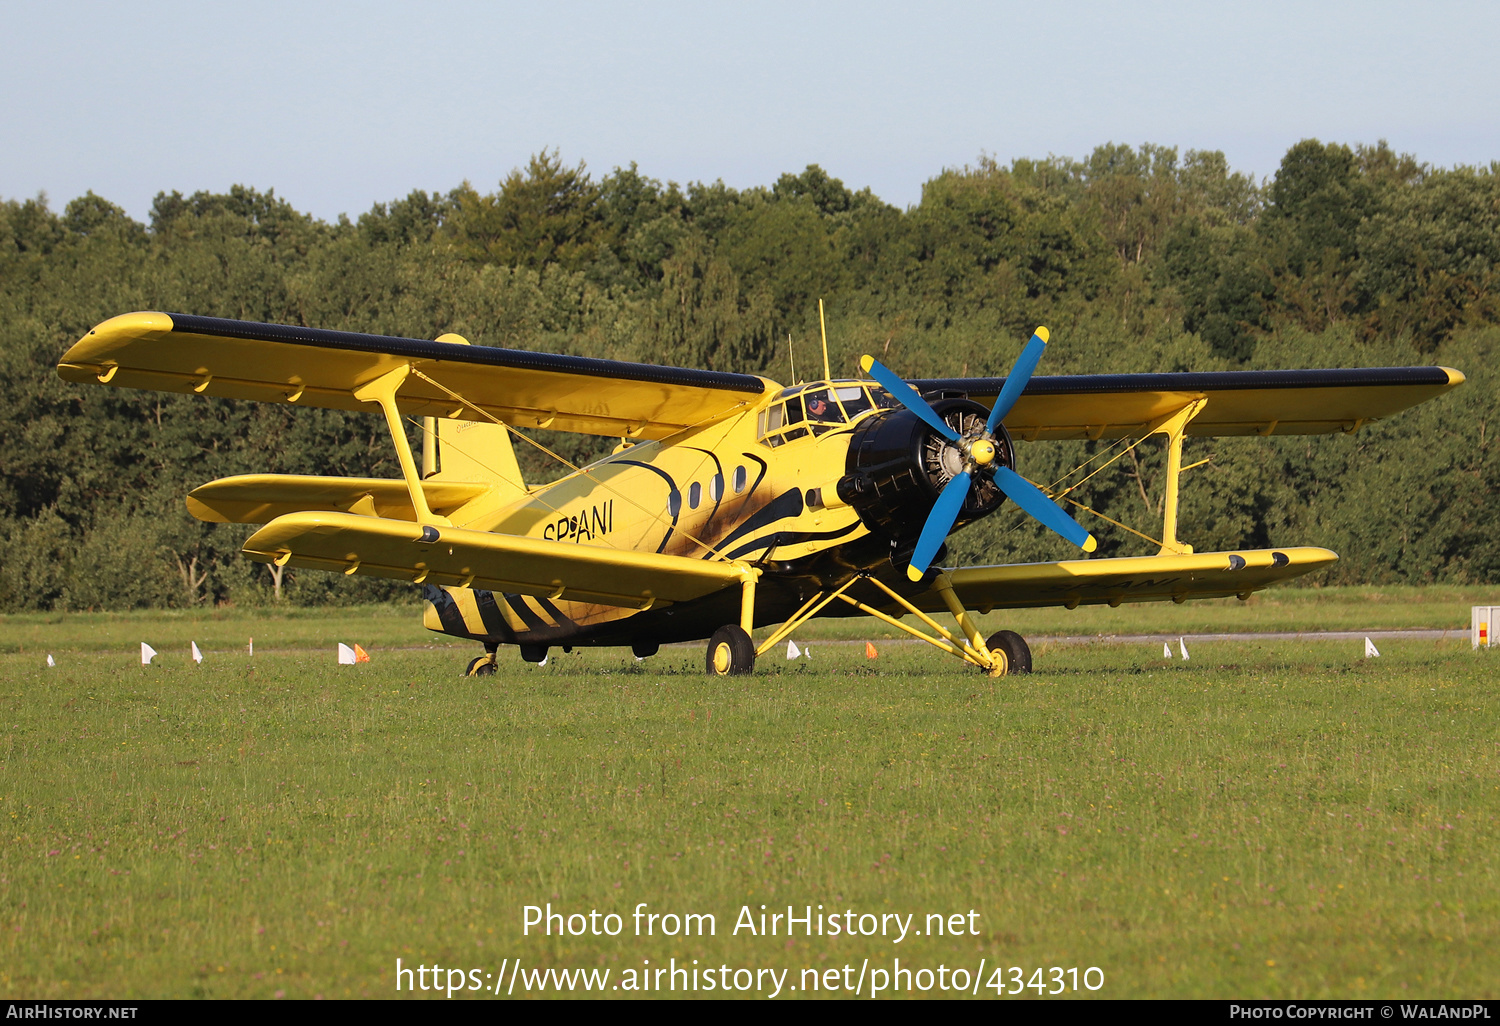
[1474,606,1497,649]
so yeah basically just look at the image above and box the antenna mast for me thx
[787,333,797,384]
[818,299,832,382]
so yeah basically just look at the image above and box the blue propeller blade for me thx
[993,466,1097,552]
[860,355,959,442]
[906,471,971,581]
[986,327,1048,434]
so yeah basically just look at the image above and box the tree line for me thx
[1,139,1495,611]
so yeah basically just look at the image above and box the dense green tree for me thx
[449,150,603,270]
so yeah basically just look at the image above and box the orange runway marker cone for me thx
[354,644,371,663]
[865,641,878,659]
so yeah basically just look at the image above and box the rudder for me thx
[422,415,527,507]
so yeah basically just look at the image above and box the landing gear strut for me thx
[706,625,755,676]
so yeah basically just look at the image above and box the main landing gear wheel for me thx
[705,625,755,677]
[985,630,1032,676]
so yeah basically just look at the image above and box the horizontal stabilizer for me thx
[242,511,746,608]
[187,475,492,524]
[927,547,1337,612]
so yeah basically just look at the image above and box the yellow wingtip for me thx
[1035,326,1050,343]
[906,565,924,582]
[1082,535,1098,553]
[859,354,874,373]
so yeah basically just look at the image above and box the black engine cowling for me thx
[836,397,1014,557]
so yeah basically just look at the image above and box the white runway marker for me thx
[337,643,356,665]
[46,654,55,667]
[1163,642,1173,659]
[1179,638,1190,660]
[140,643,157,665]
[1364,637,1380,658]
[191,641,203,664]
[786,640,801,659]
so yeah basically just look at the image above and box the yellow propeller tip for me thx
[1082,535,1098,553]
[1035,326,1050,343]
[859,355,874,372]
[906,565,925,582]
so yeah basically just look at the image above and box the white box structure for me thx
[1474,606,1499,649]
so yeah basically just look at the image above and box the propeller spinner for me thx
[860,327,1097,582]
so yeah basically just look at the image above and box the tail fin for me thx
[423,416,527,507]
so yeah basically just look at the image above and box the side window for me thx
[669,490,681,517]
[689,481,702,510]
[758,404,788,447]
[782,396,808,441]
[733,465,747,493]
[710,473,723,502]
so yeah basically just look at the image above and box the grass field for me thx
[2,593,1497,999]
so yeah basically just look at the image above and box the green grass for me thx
[3,625,1497,999]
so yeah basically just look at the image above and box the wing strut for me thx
[1153,399,1207,555]
[353,365,449,527]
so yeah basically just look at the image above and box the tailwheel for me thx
[984,630,1032,676]
[464,650,498,677]
[705,625,755,677]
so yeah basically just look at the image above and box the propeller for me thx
[860,327,1097,582]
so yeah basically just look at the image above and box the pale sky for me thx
[4,0,1496,222]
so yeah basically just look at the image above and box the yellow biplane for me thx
[58,311,1463,677]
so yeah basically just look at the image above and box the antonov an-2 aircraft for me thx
[58,312,1463,677]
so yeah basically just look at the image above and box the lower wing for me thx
[243,512,746,608]
[929,547,1336,612]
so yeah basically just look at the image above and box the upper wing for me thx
[912,368,1465,439]
[243,511,746,608]
[916,547,1338,613]
[57,312,774,440]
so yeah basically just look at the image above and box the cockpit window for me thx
[758,382,884,446]
[802,389,845,423]
[833,385,871,419]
